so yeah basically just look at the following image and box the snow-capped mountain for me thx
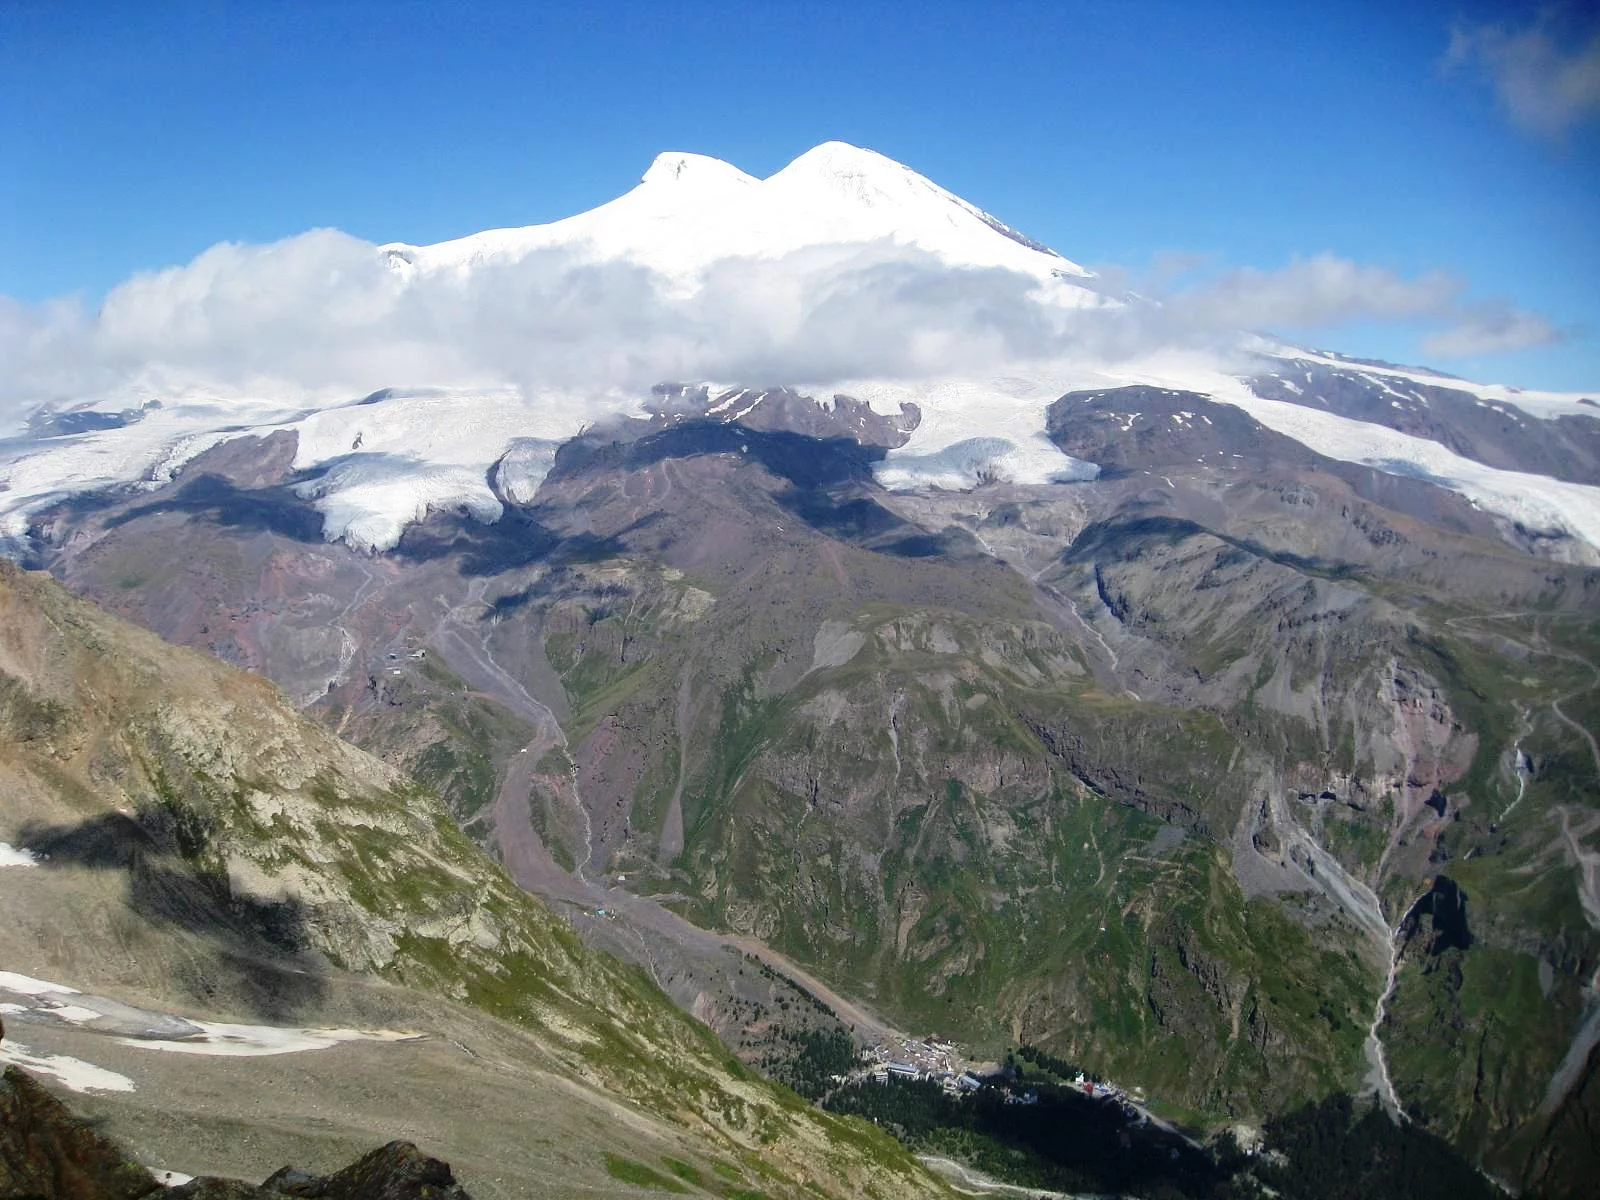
[381,142,1095,292]
[2,141,1597,556]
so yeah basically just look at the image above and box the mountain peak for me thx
[640,151,757,189]
[782,140,906,174]
[772,140,932,198]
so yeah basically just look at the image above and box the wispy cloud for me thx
[1165,255,1461,329]
[1095,253,1559,363]
[1422,302,1562,357]
[0,237,1563,434]
[1445,8,1600,138]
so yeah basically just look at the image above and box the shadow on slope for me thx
[552,421,970,559]
[1064,514,1363,581]
[394,507,644,576]
[107,472,327,544]
[17,808,329,1023]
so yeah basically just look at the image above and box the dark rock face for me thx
[646,383,920,449]
[258,1143,471,1200]
[1404,875,1472,955]
[0,1065,158,1200]
[1045,385,1511,542]
[0,1055,472,1200]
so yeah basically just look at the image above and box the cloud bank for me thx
[0,233,1562,434]
[1446,9,1600,138]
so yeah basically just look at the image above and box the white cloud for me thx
[0,237,1561,436]
[1166,255,1461,329]
[1422,303,1562,357]
[0,235,1094,430]
[1446,10,1600,138]
[1093,253,1558,363]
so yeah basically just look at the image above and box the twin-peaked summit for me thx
[381,140,1093,288]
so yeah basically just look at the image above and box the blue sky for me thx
[2,0,1597,389]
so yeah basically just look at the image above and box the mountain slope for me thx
[25,389,1600,1193]
[0,560,944,1199]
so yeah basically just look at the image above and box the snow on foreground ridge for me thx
[0,843,39,867]
[0,967,421,1093]
[0,141,1596,553]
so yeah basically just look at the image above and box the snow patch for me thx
[0,971,79,996]
[0,1038,136,1094]
[1154,366,1600,554]
[842,376,1099,491]
[0,842,39,867]
[117,1021,420,1057]
[38,1003,104,1025]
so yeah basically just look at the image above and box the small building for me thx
[885,1061,920,1079]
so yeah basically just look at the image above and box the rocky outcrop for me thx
[19,367,1600,1196]
[0,1062,472,1200]
[2,1014,473,1200]
[172,1143,471,1200]
[0,1052,157,1200]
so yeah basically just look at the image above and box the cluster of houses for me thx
[847,1033,1147,1121]
[856,1035,1041,1102]
[384,645,428,677]
[863,1034,959,1079]
[842,1032,1149,1123]
[1069,1073,1146,1124]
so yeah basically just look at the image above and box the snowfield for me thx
[383,142,1096,295]
[114,1022,420,1058]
